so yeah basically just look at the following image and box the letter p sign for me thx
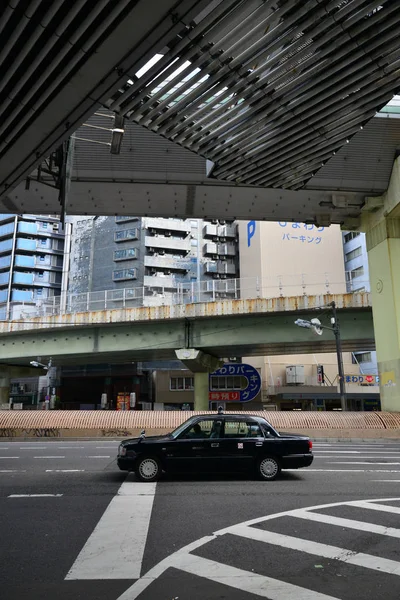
[247,220,256,247]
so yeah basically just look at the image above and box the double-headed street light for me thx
[295,301,347,411]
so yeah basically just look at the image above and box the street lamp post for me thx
[330,301,347,412]
[294,302,347,411]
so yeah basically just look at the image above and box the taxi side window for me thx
[181,420,214,439]
[224,421,263,438]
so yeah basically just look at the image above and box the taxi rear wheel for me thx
[135,456,161,482]
[257,456,281,481]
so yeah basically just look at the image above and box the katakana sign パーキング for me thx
[209,363,261,402]
[279,222,324,245]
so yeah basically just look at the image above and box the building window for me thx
[348,266,364,280]
[39,255,45,262]
[41,222,48,229]
[113,248,137,261]
[353,352,372,364]
[36,289,43,296]
[345,247,362,262]
[344,231,360,243]
[210,376,242,390]
[191,238,198,246]
[38,272,44,278]
[170,377,194,390]
[40,239,47,246]
[112,268,137,281]
[114,228,139,242]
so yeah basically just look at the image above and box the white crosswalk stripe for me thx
[116,496,400,599]
[66,480,156,580]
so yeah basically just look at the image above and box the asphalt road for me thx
[1,439,400,599]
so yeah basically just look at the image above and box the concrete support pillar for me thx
[193,372,210,411]
[367,218,400,411]
[0,370,10,405]
[175,349,223,411]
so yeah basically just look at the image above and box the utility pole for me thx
[330,301,347,411]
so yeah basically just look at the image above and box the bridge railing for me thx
[0,273,371,321]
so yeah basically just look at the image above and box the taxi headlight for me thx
[119,445,127,457]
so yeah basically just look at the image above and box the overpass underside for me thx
[1,1,400,226]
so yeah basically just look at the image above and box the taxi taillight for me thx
[308,440,313,451]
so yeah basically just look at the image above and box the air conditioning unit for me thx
[52,223,59,232]
[286,365,305,385]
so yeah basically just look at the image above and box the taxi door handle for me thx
[211,443,219,448]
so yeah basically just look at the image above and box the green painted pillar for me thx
[0,371,10,405]
[194,372,210,411]
[367,218,400,411]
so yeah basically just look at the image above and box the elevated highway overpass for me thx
[1,1,400,229]
[0,293,373,367]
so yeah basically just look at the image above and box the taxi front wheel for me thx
[257,456,281,481]
[135,456,162,482]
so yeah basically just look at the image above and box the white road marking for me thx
[8,494,63,498]
[0,470,26,473]
[66,481,156,580]
[57,446,85,449]
[118,496,400,600]
[19,447,47,450]
[327,462,400,465]
[292,509,400,538]
[172,553,340,600]
[231,525,400,575]
[46,469,85,473]
[287,468,400,473]
[372,480,400,482]
[351,500,400,515]
[0,456,19,459]
[86,455,111,458]
[33,456,65,459]
[315,451,400,454]
[0,447,9,450]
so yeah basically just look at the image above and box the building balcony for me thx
[11,289,34,302]
[13,272,34,285]
[145,235,191,253]
[0,272,9,286]
[115,216,139,223]
[204,242,237,257]
[0,222,15,239]
[146,218,190,235]
[204,224,237,239]
[0,255,11,271]
[16,238,36,252]
[144,254,190,272]
[144,274,179,289]
[14,255,35,269]
[204,260,237,275]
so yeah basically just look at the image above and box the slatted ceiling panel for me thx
[306,117,400,193]
[109,0,400,190]
[73,113,207,177]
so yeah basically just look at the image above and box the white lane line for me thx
[0,456,19,459]
[0,470,26,473]
[66,481,156,580]
[315,451,400,454]
[287,468,400,473]
[46,469,85,473]
[86,455,111,458]
[96,446,119,448]
[371,480,400,482]
[0,447,9,450]
[58,446,85,449]
[20,447,47,450]
[351,501,400,515]
[317,456,400,460]
[174,553,339,600]
[327,462,400,465]
[8,494,63,498]
[292,509,400,538]
[33,456,65,459]
[231,525,400,575]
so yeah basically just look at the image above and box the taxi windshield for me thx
[170,417,198,439]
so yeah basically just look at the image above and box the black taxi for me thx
[117,412,313,481]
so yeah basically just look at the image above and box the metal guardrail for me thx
[0,274,371,321]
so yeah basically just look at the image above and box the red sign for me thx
[209,391,241,402]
